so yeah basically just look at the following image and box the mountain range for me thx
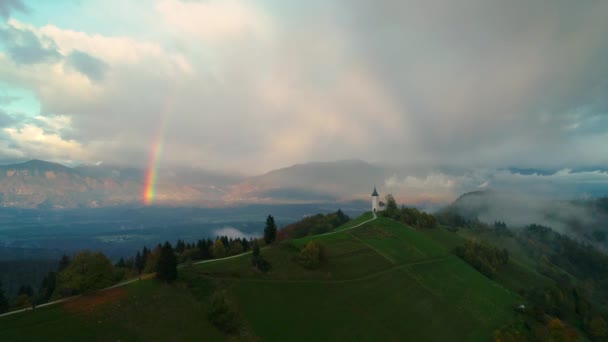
[0,159,390,208]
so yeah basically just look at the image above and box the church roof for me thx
[371,187,379,197]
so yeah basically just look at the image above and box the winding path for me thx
[0,212,378,319]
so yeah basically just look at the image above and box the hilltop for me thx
[0,213,520,341]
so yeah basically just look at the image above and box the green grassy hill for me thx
[0,214,521,341]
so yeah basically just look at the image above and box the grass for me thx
[189,214,519,341]
[0,280,225,341]
[419,227,555,293]
[334,211,374,231]
[2,213,523,341]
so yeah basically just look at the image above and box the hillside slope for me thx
[0,215,519,341]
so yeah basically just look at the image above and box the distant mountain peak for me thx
[2,159,74,172]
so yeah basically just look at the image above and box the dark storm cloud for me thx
[335,0,608,168]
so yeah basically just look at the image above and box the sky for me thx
[0,0,607,178]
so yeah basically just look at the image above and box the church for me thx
[371,186,384,212]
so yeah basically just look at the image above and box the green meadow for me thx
[1,214,522,341]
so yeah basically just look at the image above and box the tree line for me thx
[0,211,348,314]
[276,210,350,240]
[382,194,438,228]
[0,215,281,314]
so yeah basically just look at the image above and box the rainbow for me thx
[142,89,173,205]
[142,129,164,205]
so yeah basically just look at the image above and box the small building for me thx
[371,186,379,212]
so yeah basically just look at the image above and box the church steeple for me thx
[371,186,379,212]
[371,187,379,197]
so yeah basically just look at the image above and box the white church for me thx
[371,186,384,212]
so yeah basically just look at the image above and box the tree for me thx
[38,271,57,304]
[336,209,349,225]
[298,241,327,269]
[251,241,270,273]
[384,194,399,218]
[252,241,260,261]
[144,246,162,273]
[175,239,186,253]
[211,239,226,258]
[157,242,178,283]
[135,251,145,276]
[58,254,70,272]
[208,290,241,333]
[115,257,126,268]
[589,316,608,340]
[56,251,114,295]
[228,241,244,256]
[0,280,8,313]
[264,215,277,244]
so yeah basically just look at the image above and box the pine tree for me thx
[135,251,145,275]
[58,254,70,272]
[115,257,126,268]
[157,242,178,283]
[264,215,277,244]
[38,271,57,304]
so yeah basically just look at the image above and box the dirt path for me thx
[0,213,378,318]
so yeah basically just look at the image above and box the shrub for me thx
[298,241,327,269]
[208,290,241,333]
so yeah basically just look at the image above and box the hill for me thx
[0,213,520,341]
[225,159,390,203]
[438,190,608,252]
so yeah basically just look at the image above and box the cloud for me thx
[0,0,606,181]
[66,50,108,82]
[0,109,15,127]
[0,24,61,64]
[2,115,87,161]
[213,226,254,239]
[382,167,608,205]
[0,0,27,19]
[156,0,271,41]
[385,172,458,202]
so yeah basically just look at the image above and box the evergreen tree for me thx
[58,254,70,272]
[336,209,349,225]
[175,239,186,253]
[250,241,270,272]
[264,215,277,244]
[220,236,230,248]
[18,285,34,297]
[135,251,145,275]
[157,242,178,283]
[38,271,57,304]
[0,280,9,313]
[115,257,126,268]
